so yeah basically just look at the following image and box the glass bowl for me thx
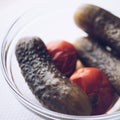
[1,1,120,120]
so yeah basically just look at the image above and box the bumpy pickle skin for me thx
[15,37,92,115]
[74,4,120,57]
[74,37,120,95]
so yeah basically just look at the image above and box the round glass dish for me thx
[1,1,120,120]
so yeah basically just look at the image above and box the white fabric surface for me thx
[0,0,120,120]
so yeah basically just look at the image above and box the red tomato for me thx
[47,40,77,77]
[70,67,115,115]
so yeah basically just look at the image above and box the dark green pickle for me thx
[15,37,92,115]
[74,4,120,57]
[74,37,120,95]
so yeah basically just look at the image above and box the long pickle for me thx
[15,37,92,115]
[74,4,120,56]
[74,37,120,95]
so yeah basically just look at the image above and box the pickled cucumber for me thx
[15,36,92,115]
[74,37,120,95]
[74,4,120,57]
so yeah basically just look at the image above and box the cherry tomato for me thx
[47,40,77,77]
[70,67,115,115]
